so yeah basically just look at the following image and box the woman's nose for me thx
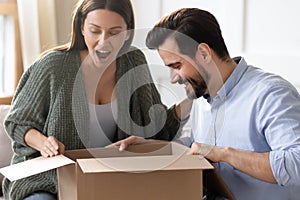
[98,32,109,45]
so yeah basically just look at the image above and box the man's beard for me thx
[180,76,208,99]
[188,77,208,99]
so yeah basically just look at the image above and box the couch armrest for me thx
[0,96,13,105]
[0,105,13,195]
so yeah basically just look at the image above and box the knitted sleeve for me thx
[4,52,64,157]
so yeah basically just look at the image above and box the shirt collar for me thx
[209,57,248,104]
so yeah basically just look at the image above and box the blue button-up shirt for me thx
[180,57,300,200]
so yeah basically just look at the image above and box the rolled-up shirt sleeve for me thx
[258,83,300,187]
[270,149,300,186]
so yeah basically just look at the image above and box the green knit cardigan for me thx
[3,48,182,200]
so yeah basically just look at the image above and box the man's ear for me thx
[195,43,212,63]
[124,31,131,41]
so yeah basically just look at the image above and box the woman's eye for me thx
[90,29,99,34]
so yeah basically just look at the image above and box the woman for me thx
[3,0,190,199]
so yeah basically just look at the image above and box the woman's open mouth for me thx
[95,49,112,63]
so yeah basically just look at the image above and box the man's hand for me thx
[187,142,277,183]
[187,142,221,163]
[106,136,156,151]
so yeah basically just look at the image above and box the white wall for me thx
[17,0,77,69]
[17,0,41,69]
[18,0,300,94]
[131,0,161,29]
[54,0,78,45]
[131,0,300,104]
[38,0,58,52]
[244,0,300,88]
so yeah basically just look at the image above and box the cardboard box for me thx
[57,142,234,200]
[0,142,234,200]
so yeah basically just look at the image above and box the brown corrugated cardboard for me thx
[57,142,234,200]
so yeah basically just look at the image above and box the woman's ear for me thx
[195,43,212,63]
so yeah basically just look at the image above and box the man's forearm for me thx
[215,147,277,184]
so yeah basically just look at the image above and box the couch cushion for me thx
[0,105,13,192]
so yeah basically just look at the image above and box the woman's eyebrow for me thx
[88,23,123,29]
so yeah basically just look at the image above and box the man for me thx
[112,8,300,199]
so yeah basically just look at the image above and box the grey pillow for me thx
[0,105,13,192]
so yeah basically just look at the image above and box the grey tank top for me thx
[88,100,118,148]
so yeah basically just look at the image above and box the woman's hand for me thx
[24,129,65,157]
[40,136,65,157]
[175,98,193,120]
[106,136,157,151]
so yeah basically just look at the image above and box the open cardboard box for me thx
[0,142,234,200]
[58,142,234,200]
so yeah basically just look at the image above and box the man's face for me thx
[158,39,208,99]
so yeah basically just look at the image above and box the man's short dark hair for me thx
[146,8,230,60]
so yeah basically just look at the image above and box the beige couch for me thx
[0,105,13,197]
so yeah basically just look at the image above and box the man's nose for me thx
[170,69,180,84]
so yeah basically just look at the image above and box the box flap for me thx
[0,155,74,181]
[77,155,213,173]
[64,142,174,161]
